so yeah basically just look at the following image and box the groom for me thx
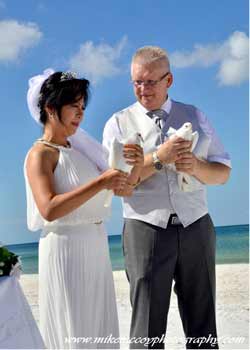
[103,46,231,349]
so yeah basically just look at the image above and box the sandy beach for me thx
[20,264,249,349]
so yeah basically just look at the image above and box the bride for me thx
[24,69,143,349]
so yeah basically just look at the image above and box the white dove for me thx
[104,133,143,207]
[167,122,199,192]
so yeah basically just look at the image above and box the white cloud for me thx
[0,20,42,62]
[170,31,249,86]
[217,32,249,86]
[69,36,128,84]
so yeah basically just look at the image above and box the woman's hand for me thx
[100,169,129,191]
[123,144,144,167]
[114,183,134,197]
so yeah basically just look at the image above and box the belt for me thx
[168,214,182,226]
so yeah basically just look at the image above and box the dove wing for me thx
[191,131,199,152]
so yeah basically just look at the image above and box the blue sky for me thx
[0,0,248,245]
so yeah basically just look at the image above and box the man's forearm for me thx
[129,155,231,186]
[125,153,156,186]
[131,153,158,183]
[194,160,231,185]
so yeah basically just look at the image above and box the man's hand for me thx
[175,153,231,185]
[175,152,199,176]
[123,144,144,167]
[157,136,192,164]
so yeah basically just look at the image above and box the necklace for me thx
[36,138,71,148]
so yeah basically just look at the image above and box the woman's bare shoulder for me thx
[26,143,59,170]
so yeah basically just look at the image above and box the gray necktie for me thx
[147,109,168,129]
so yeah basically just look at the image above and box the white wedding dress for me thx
[24,141,119,349]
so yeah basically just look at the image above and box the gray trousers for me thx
[122,214,218,349]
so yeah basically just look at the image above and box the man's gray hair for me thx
[132,46,170,70]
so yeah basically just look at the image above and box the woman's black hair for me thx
[38,72,90,125]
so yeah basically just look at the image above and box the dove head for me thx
[175,122,193,140]
[182,122,192,132]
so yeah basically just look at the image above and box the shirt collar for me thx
[136,96,172,115]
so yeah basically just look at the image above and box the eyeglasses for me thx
[132,72,170,87]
